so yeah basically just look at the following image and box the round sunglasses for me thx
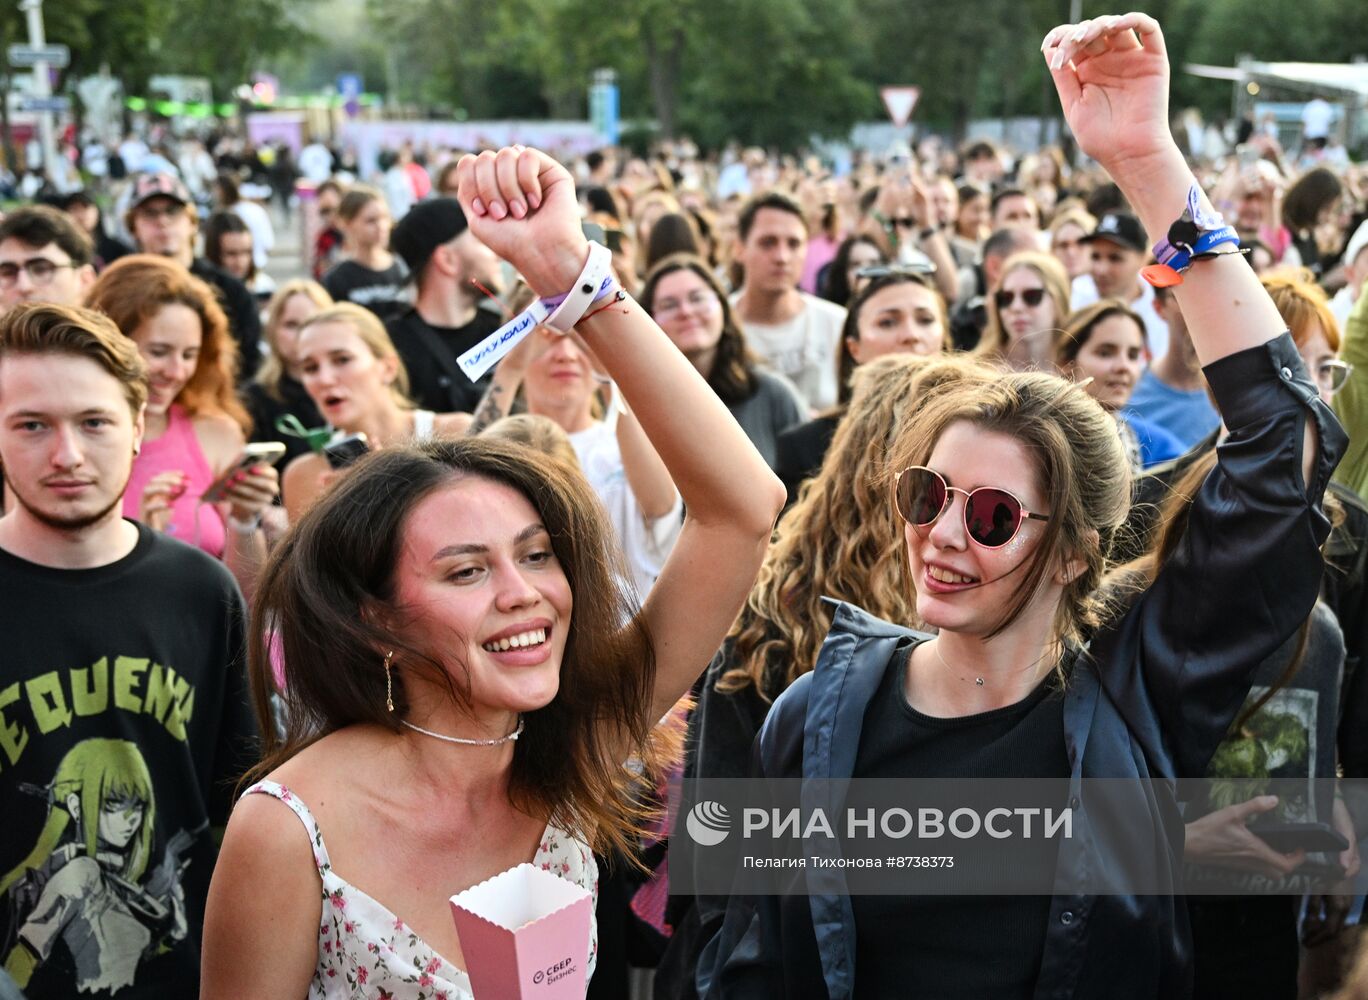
[894,466,1050,548]
[1318,359,1352,396]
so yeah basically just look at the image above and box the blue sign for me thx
[20,95,69,113]
[589,81,618,145]
[336,72,363,117]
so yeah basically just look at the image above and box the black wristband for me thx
[919,226,939,242]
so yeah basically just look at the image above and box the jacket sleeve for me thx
[1094,332,1347,779]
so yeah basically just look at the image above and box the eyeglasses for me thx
[0,258,76,287]
[894,466,1050,548]
[891,217,919,228]
[854,262,937,281]
[653,289,719,319]
[1318,359,1353,395]
[994,288,1046,309]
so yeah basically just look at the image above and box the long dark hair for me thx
[1053,298,1146,369]
[639,253,760,405]
[821,235,883,305]
[245,437,678,858]
[836,272,947,404]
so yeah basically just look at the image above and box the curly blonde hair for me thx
[718,353,997,699]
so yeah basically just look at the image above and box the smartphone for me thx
[1236,144,1259,170]
[1248,821,1348,854]
[201,442,287,503]
[323,432,370,469]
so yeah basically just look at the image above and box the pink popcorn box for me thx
[449,862,593,999]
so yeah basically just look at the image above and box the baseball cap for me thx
[129,172,192,212]
[1080,214,1147,254]
[391,198,468,278]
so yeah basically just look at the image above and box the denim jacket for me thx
[705,333,1347,999]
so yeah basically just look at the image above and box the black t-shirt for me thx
[189,258,262,382]
[242,376,324,466]
[386,306,503,413]
[0,524,257,999]
[848,646,1067,1000]
[322,259,410,322]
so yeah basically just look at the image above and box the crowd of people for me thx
[2,11,1368,999]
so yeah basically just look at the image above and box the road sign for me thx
[9,43,69,68]
[880,86,922,128]
[20,95,69,113]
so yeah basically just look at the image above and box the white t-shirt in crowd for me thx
[1070,273,1169,363]
[1302,98,1334,140]
[729,291,846,411]
[230,200,276,271]
[299,142,333,183]
[568,411,683,602]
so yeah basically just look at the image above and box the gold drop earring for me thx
[383,650,395,712]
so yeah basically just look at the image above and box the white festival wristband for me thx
[456,241,616,382]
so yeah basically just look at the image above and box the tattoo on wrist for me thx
[468,383,508,436]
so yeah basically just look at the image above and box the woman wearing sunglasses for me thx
[975,251,1071,372]
[773,270,948,504]
[1054,300,1185,471]
[706,14,1346,998]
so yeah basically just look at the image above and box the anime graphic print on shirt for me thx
[0,525,257,1000]
[2,739,203,992]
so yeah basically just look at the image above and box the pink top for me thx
[122,404,226,558]
[800,234,839,294]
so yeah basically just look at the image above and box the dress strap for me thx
[243,779,332,875]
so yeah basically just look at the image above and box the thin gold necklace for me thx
[400,716,524,746]
[930,638,1058,687]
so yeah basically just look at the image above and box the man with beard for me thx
[386,198,504,412]
[0,303,255,999]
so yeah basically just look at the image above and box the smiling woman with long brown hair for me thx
[86,254,278,599]
[200,146,785,999]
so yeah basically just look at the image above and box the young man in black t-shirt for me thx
[0,303,257,999]
[386,198,505,413]
[125,173,262,381]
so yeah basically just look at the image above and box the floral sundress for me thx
[245,780,599,999]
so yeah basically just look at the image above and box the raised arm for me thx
[454,148,786,725]
[1044,12,1317,484]
[1045,15,1284,363]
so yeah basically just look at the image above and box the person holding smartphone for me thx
[85,255,279,602]
[280,302,470,522]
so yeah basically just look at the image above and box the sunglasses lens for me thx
[1321,362,1350,392]
[965,488,1023,547]
[897,468,946,526]
[995,288,1047,309]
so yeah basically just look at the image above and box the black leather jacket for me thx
[704,333,1347,999]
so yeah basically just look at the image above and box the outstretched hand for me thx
[1042,13,1173,179]
[453,146,589,298]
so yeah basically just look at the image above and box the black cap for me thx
[58,189,97,209]
[390,198,468,278]
[1080,213,1146,253]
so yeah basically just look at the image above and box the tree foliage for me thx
[59,0,1359,151]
